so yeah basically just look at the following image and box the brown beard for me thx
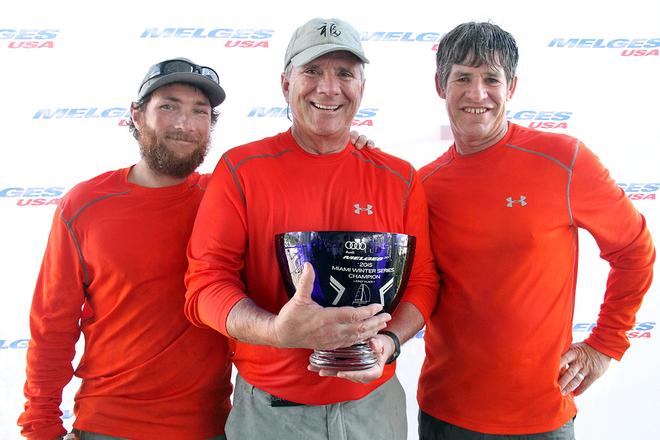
[137,125,210,178]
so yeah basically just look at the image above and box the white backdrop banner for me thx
[2,1,658,439]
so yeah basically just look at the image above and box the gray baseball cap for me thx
[137,57,226,107]
[284,18,369,69]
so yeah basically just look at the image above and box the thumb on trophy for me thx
[293,262,316,304]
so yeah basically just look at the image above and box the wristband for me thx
[379,330,400,364]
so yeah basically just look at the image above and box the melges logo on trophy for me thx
[275,231,416,370]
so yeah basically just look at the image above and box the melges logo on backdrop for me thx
[140,28,274,48]
[574,322,655,339]
[247,107,379,127]
[0,186,64,207]
[360,31,443,51]
[507,110,572,130]
[548,38,660,57]
[617,182,659,201]
[0,338,29,349]
[33,107,131,126]
[1,29,58,49]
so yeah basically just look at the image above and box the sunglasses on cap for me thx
[144,59,220,84]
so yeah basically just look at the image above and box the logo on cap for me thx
[318,22,341,38]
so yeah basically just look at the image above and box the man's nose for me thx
[317,73,341,95]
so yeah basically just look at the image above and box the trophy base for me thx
[309,342,378,371]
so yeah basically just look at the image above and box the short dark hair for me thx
[127,82,220,141]
[435,22,518,90]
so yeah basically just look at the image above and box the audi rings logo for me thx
[345,240,367,251]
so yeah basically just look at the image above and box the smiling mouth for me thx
[463,107,488,114]
[312,102,340,111]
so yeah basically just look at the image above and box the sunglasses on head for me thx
[145,59,220,84]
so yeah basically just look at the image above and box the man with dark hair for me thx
[18,57,233,440]
[417,22,655,439]
[185,17,439,440]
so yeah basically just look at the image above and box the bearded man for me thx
[18,58,233,440]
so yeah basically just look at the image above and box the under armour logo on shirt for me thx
[506,196,527,207]
[354,203,373,215]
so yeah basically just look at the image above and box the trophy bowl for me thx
[275,231,416,371]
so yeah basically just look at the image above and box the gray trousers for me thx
[74,429,226,440]
[418,411,575,440]
[226,374,407,440]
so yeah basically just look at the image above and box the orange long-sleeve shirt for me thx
[18,168,232,440]
[185,129,439,405]
[418,123,655,434]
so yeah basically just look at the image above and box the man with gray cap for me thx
[18,58,232,440]
[185,18,438,439]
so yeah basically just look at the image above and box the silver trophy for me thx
[275,231,416,371]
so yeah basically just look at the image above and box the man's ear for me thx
[507,76,518,100]
[130,103,143,130]
[281,73,290,104]
[435,72,446,99]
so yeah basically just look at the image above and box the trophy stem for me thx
[309,342,378,371]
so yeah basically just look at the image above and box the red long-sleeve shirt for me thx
[418,123,655,434]
[185,129,439,405]
[19,168,232,440]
